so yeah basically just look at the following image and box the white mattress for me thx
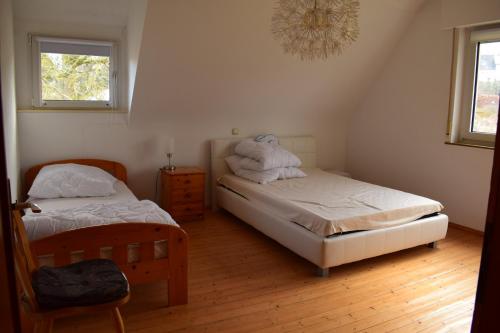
[25,181,168,265]
[218,169,443,237]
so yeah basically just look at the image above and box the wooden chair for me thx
[11,210,130,333]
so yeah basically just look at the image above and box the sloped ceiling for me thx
[13,0,130,26]
[130,0,426,124]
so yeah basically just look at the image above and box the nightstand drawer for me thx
[171,174,204,189]
[161,167,205,222]
[170,202,204,216]
[171,189,204,204]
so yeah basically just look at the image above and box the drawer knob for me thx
[185,193,192,199]
[184,180,191,184]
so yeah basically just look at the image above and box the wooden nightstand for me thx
[160,167,205,222]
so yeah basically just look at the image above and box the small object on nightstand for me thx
[165,138,176,171]
[166,153,176,171]
[161,167,205,222]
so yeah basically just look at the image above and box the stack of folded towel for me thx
[225,135,306,184]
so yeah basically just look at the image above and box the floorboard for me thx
[53,211,483,333]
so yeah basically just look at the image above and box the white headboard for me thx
[210,136,317,209]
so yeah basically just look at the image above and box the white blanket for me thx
[225,155,306,184]
[23,200,179,241]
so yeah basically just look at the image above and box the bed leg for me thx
[316,267,330,277]
[427,241,438,249]
[168,230,188,306]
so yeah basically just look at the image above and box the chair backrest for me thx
[12,210,39,313]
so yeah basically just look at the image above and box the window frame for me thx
[459,35,496,144]
[448,25,500,148]
[31,35,118,110]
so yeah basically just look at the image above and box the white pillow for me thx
[28,163,117,199]
[234,139,301,170]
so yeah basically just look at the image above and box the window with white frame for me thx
[31,36,117,109]
[448,26,500,148]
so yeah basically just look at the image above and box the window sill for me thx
[445,141,494,150]
[17,108,128,114]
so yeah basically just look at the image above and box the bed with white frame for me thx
[211,136,449,276]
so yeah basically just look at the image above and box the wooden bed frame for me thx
[24,159,188,306]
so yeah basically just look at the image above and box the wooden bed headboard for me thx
[210,136,317,210]
[24,159,128,197]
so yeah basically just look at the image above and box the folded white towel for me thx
[255,134,279,145]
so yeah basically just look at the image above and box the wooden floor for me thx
[54,212,483,333]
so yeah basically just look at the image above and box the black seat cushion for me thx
[32,259,128,310]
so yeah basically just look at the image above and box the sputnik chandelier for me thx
[272,0,360,61]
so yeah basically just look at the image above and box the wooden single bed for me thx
[23,159,188,306]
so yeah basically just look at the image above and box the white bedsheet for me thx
[23,200,178,241]
[218,168,443,237]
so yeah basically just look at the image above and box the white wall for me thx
[347,0,495,231]
[126,0,148,111]
[0,0,20,201]
[441,0,500,28]
[17,0,425,202]
[13,0,129,27]
[18,112,169,199]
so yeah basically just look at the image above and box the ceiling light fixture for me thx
[272,0,360,61]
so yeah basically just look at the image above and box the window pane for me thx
[472,41,500,134]
[40,53,110,102]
